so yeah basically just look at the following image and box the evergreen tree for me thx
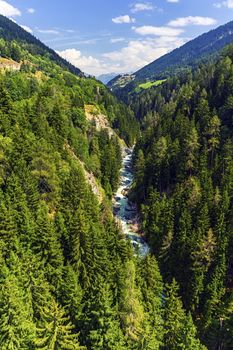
[0,266,35,349]
[35,299,84,349]
[163,280,206,350]
[119,260,146,348]
[33,201,64,288]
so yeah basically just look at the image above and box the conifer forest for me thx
[0,8,232,350]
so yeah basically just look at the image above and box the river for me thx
[113,148,150,256]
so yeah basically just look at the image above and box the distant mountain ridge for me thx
[108,20,233,96]
[97,73,118,84]
[0,14,83,76]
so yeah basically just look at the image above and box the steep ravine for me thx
[113,148,149,256]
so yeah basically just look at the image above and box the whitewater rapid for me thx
[113,148,149,256]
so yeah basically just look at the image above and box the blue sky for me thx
[1,0,233,76]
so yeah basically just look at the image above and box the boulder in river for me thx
[129,223,140,233]
[121,188,129,196]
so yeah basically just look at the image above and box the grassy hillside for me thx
[135,79,167,93]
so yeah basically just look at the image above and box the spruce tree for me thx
[0,266,35,349]
[35,299,84,349]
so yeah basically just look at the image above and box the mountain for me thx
[97,72,118,84]
[1,12,231,350]
[0,14,83,76]
[108,20,233,98]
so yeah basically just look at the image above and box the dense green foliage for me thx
[0,14,228,350]
[133,46,233,349]
[0,18,152,349]
[0,15,219,349]
[0,56,204,349]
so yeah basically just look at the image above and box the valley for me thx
[0,8,232,350]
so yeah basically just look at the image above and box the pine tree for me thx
[0,266,35,349]
[134,149,146,201]
[137,254,164,349]
[61,264,83,326]
[33,201,64,288]
[180,313,207,350]
[35,299,85,349]
[5,173,36,247]
[81,278,126,350]
[163,279,186,349]
[0,202,18,258]
[119,260,146,348]
[69,203,91,282]
[163,279,206,350]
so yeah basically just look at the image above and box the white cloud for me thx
[57,48,107,76]
[133,25,184,36]
[75,39,96,45]
[27,8,35,14]
[38,29,60,35]
[168,16,217,27]
[131,2,154,13]
[167,0,179,2]
[65,29,75,33]
[103,36,187,73]
[112,15,135,24]
[0,0,21,17]
[57,35,188,76]
[110,37,126,43]
[20,24,33,33]
[214,0,233,8]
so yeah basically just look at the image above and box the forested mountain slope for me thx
[0,14,83,76]
[133,45,233,349]
[0,16,207,350]
[108,20,233,100]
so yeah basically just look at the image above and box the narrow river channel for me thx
[113,148,150,256]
